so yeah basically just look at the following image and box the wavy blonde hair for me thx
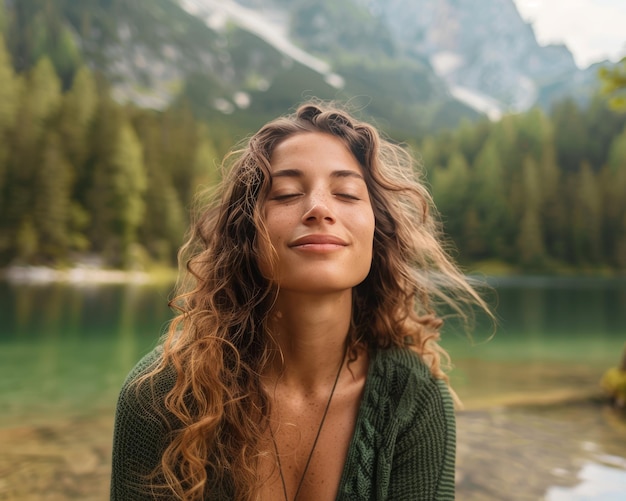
[138,101,489,500]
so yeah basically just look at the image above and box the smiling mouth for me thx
[289,235,348,247]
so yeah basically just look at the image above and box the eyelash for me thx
[271,193,360,201]
[271,193,300,201]
[337,193,360,201]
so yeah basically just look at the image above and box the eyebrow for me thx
[271,168,364,180]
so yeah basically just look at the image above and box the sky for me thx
[513,0,626,68]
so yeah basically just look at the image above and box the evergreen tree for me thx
[552,98,587,173]
[5,0,80,85]
[516,156,546,268]
[431,152,470,247]
[58,66,98,172]
[0,38,18,132]
[1,57,61,263]
[539,143,567,260]
[0,38,19,209]
[88,114,147,268]
[33,131,73,260]
[193,124,220,188]
[419,136,442,178]
[583,95,626,170]
[112,121,147,266]
[603,127,626,268]
[453,117,490,166]
[570,162,603,264]
[600,57,626,111]
[487,114,520,176]
[470,138,511,258]
[133,112,186,264]
[516,107,550,160]
[158,104,203,206]
[0,0,6,33]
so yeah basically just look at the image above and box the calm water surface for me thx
[0,276,625,500]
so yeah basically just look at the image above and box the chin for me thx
[280,274,369,295]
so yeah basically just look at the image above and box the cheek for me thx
[265,212,288,247]
[360,209,376,244]
[354,211,376,262]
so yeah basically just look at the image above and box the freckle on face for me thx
[263,132,375,294]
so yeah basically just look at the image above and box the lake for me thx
[0,276,625,500]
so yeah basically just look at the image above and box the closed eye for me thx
[336,193,360,200]
[271,193,301,201]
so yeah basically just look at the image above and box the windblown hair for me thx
[138,101,489,500]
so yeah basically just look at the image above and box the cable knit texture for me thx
[111,346,456,500]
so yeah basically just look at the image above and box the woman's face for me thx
[262,132,375,295]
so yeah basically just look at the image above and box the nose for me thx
[302,192,335,224]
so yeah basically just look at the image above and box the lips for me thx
[289,234,348,247]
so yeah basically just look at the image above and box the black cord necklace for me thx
[270,347,346,501]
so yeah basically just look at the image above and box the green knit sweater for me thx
[111,346,456,500]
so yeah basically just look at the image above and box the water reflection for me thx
[0,281,174,427]
[546,460,626,500]
[456,404,626,501]
[1,277,625,500]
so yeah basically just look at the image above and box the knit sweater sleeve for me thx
[386,350,456,501]
[110,346,176,501]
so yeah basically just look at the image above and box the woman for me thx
[111,101,488,500]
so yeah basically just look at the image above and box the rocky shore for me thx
[1,400,625,501]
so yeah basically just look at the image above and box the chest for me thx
[258,380,365,501]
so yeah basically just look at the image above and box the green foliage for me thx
[5,0,82,86]
[0,58,221,269]
[516,156,545,268]
[0,39,17,132]
[58,66,98,171]
[2,0,478,144]
[0,1,6,34]
[87,104,147,267]
[601,367,626,407]
[424,94,626,272]
[0,38,19,207]
[34,132,74,260]
[0,2,625,273]
[600,57,626,111]
[602,127,626,268]
[431,151,471,242]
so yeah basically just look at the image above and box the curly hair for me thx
[137,100,489,500]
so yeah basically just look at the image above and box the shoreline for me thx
[0,265,178,285]
[2,264,624,287]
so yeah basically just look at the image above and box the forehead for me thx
[269,132,362,174]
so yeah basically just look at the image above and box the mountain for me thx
[0,0,480,140]
[353,0,602,118]
[1,0,608,139]
[183,0,605,121]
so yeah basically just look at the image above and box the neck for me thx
[265,289,352,391]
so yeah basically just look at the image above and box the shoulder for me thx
[115,345,177,426]
[369,346,436,393]
[111,346,177,498]
[372,346,432,376]
[124,345,168,380]
[367,347,454,425]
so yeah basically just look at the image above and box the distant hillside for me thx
[306,0,604,118]
[1,0,482,140]
[1,0,611,138]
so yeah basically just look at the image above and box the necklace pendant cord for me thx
[270,346,347,501]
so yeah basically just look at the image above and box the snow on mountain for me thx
[179,0,344,88]
[357,0,589,116]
